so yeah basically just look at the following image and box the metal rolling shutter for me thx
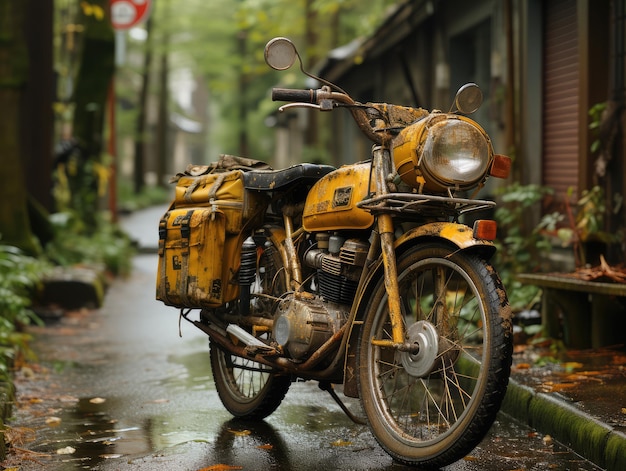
[543,0,579,199]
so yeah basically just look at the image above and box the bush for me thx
[0,244,48,380]
[44,210,136,277]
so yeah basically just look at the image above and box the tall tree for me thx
[0,0,38,252]
[69,0,115,228]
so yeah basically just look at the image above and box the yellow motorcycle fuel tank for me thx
[302,161,374,232]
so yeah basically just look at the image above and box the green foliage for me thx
[493,183,555,311]
[588,101,607,154]
[0,244,48,380]
[44,211,135,277]
[117,180,172,212]
[537,185,623,266]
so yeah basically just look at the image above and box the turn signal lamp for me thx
[473,220,497,241]
[489,154,511,179]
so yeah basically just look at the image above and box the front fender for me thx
[342,221,496,397]
[395,221,496,257]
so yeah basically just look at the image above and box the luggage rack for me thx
[357,193,496,219]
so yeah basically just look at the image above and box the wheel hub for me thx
[400,321,439,377]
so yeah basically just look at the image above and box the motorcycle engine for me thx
[306,235,369,304]
[272,235,369,360]
[273,296,346,360]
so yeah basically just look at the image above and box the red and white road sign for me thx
[110,0,151,30]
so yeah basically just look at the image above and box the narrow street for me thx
[1,209,602,471]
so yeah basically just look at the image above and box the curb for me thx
[502,379,626,470]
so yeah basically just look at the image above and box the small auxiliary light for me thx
[473,220,497,240]
[489,154,511,179]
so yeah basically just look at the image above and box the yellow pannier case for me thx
[156,169,268,308]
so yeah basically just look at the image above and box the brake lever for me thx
[278,98,334,113]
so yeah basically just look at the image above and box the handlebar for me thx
[271,86,387,145]
[272,88,319,103]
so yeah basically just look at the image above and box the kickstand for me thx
[319,381,367,425]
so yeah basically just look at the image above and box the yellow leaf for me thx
[330,439,352,447]
[46,416,62,427]
[90,397,106,404]
[80,2,92,16]
[197,465,243,471]
[227,429,251,437]
[92,5,105,20]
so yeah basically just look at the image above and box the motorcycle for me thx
[156,37,513,468]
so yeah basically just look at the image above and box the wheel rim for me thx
[216,343,273,404]
[368,256,489,446]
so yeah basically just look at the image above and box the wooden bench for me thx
[517,273,626,348]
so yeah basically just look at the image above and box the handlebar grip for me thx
[272,88,317,103]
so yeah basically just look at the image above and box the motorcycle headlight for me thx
[393,114,493,192]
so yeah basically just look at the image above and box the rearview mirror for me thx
[264,37,298,71]
[453,83,483,114]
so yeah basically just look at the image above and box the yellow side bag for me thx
[156,207,227,308]
[173,170,266,234]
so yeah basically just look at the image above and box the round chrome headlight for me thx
[419,117,492,191]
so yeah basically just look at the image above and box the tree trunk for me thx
[71,0,115,227]
[21,0,54,213]
[134,15,153,194]
[0,0,38,253]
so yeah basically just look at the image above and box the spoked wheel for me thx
[209,232,291,420]
[210,341,290,419]
[357,243,512,468]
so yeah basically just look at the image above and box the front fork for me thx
[369,146,411,351]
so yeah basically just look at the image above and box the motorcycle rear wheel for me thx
[209,232,291,420]
[357,243,512,468]
[210,341,291,419]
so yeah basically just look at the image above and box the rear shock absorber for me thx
[238,237,257,315]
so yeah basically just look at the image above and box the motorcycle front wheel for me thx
[357,242,512,468]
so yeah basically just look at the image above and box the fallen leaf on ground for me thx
[330,439,352,447]
[4,426,36,446]
[543,382,579,392]
[227,429,251,437]
[99,454,123,459]
[196,465,243,471]
[562,362,584,370]
[256,443,273,450]
[46,416,62,427]
[56,446,76,455]
[89,397,106,404]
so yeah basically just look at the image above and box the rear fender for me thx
[342,222,496,397]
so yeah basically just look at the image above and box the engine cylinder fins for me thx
[318,271,358,305]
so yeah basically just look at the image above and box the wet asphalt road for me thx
[4,226,603,470]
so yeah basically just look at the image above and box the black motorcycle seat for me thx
[242,163,336,191]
